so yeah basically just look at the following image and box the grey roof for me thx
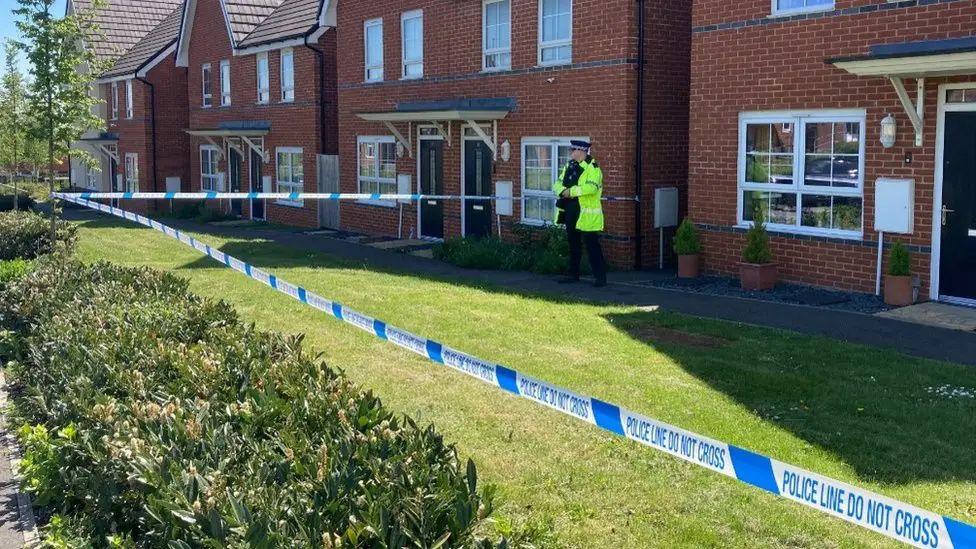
[101,3,183,78]
[223,0,285,44]
[828,36,976,64]
[218,120,271,130]
[237,0,320,48]
[396,98,517,113]
[73,0,183,62]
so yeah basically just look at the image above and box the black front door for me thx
[940,112,976,300]
[464,139,492,238]
[249,147,265,220]
[420,139,444,239]
[228,147,243,216]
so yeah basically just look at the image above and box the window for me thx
[220,60,231,106]
[483,0,511,71]
[125,79,133,119]
[773,0,832,15]
[739,111,864,236]
[124,153,139,192]
[364,18,384,82]
[110,82,118,119]
[357,136,397,205]
[86,167,100,190]
[539,0,571,65]
[256,53,270,103]
[401,11,423,79]
[280,48,295,102]
[276,147,304,205]
[201,63,212,107]
[522,139,575,225]
[200,146,222,191]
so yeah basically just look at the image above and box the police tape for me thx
[58,193,976,549]
[52,191,638,202]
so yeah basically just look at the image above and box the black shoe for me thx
[557,276,580,284]
[593,279,607,288]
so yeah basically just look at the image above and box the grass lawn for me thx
[72,216,976,548]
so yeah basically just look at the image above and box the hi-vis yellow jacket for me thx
[551,158,604,232]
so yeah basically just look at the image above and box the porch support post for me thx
[240,135,269,162]
[464,120,496,159]
[890,76,925,146]
[383,121,413,157]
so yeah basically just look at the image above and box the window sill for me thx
[518,218,554,228]
[769,5,833,18]
[400,75,423,81]
[536,60,572,69]
[363,78,384,85]
[356,199,396,209]
[480,67,512,74]
[275,199,304,208]
[734,223,862,240]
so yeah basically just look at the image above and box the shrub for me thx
[0,259,32,286]
[195,206,237,223]
[0,194,36,212]
[672,218,701,256]
[888,242,911,277]
[0,210,76,261]
[434,224,586,275]
[742,217,772,265]
[0,260,498,546]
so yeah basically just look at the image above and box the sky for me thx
[0,0,69,74]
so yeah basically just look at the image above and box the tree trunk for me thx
[48,139,56,243]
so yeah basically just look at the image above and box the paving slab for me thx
[878,302,976,332]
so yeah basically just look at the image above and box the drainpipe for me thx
[304,28,334,156]
[136,76,159,194]
[633,0,646,270]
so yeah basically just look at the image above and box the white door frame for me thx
[461,122,492,237]
[248,137,266,220]
[417,125,444,240]
[931,82,976,303]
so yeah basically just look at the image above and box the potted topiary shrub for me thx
[673,218,702,278]
[884,241,913,306]
[739,216,776,291]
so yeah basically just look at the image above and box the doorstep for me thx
[876,302,976,333]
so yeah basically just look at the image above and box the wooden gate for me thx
[316,154,340,229]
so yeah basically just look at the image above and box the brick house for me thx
[689,0,976,303]
[174,0,338,227]
[69,0,186,215]
[336,0,691,268]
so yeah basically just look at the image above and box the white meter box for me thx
[874,178,914,234]
[494,181,513,216]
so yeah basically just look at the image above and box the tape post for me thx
[59,194,976,549]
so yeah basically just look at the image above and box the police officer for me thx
[551,140,607,287]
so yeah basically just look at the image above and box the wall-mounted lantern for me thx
[880,113,897,148]
[396,142,406,158]
[499,139,511,162]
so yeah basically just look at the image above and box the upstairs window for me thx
[201,63,212,107]
[539,0,571,65]
[124,153,139,192]
[110,82,118,119]
[256,53,270,103]
[280,48,295,102]
[483,0,511,71]
[773,0,832,15]
[401,11,423,79]
[220,60,231,106]
[364,18,384,82]
[125,79,133,119]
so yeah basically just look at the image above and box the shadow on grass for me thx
[604,309,976,485]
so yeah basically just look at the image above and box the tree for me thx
[14,0,104,237]
[0,41,26,207]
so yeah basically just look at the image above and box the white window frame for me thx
[357,135,397,207]
[200,145,222,191]
[537,0,572,66]
[520,137,586,226]
[256,52,270,103]
[401,10,424,79]
[220,60,231,106]
[771,0,833,16]
[482,0,511,72]
[110,82,119,120]
[124,153,139,192]
[364,18,384,82]
[280,48,295,103]
[275,146,304,206]
[124,79,133,119]
[201,63,212,107]
[86,166,101,190]
[737,109,866,239]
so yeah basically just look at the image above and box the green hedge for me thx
[0,194,36,212]
[0,210,76,261]
[433,225,582,275]
[0,260,498,546]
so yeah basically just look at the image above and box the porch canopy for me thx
[75,132,120,162]
[828,37,976,146]
[356,97,514,158]
[185,120,270,161]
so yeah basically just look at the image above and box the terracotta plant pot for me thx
[739,262,777,291]
[677,254,700,278]
[884,274,913,307]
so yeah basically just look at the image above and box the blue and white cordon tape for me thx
[57,192,976,549]
[54,191,638,202]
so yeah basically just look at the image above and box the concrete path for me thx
[0,373,36,548]
[68,210,976,366]
[878,301,976,332]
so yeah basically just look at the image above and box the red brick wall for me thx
[689,0,976,294]
[185,0,338,228]
[335,0,691,268]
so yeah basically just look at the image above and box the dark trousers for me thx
[566,224,606,282]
